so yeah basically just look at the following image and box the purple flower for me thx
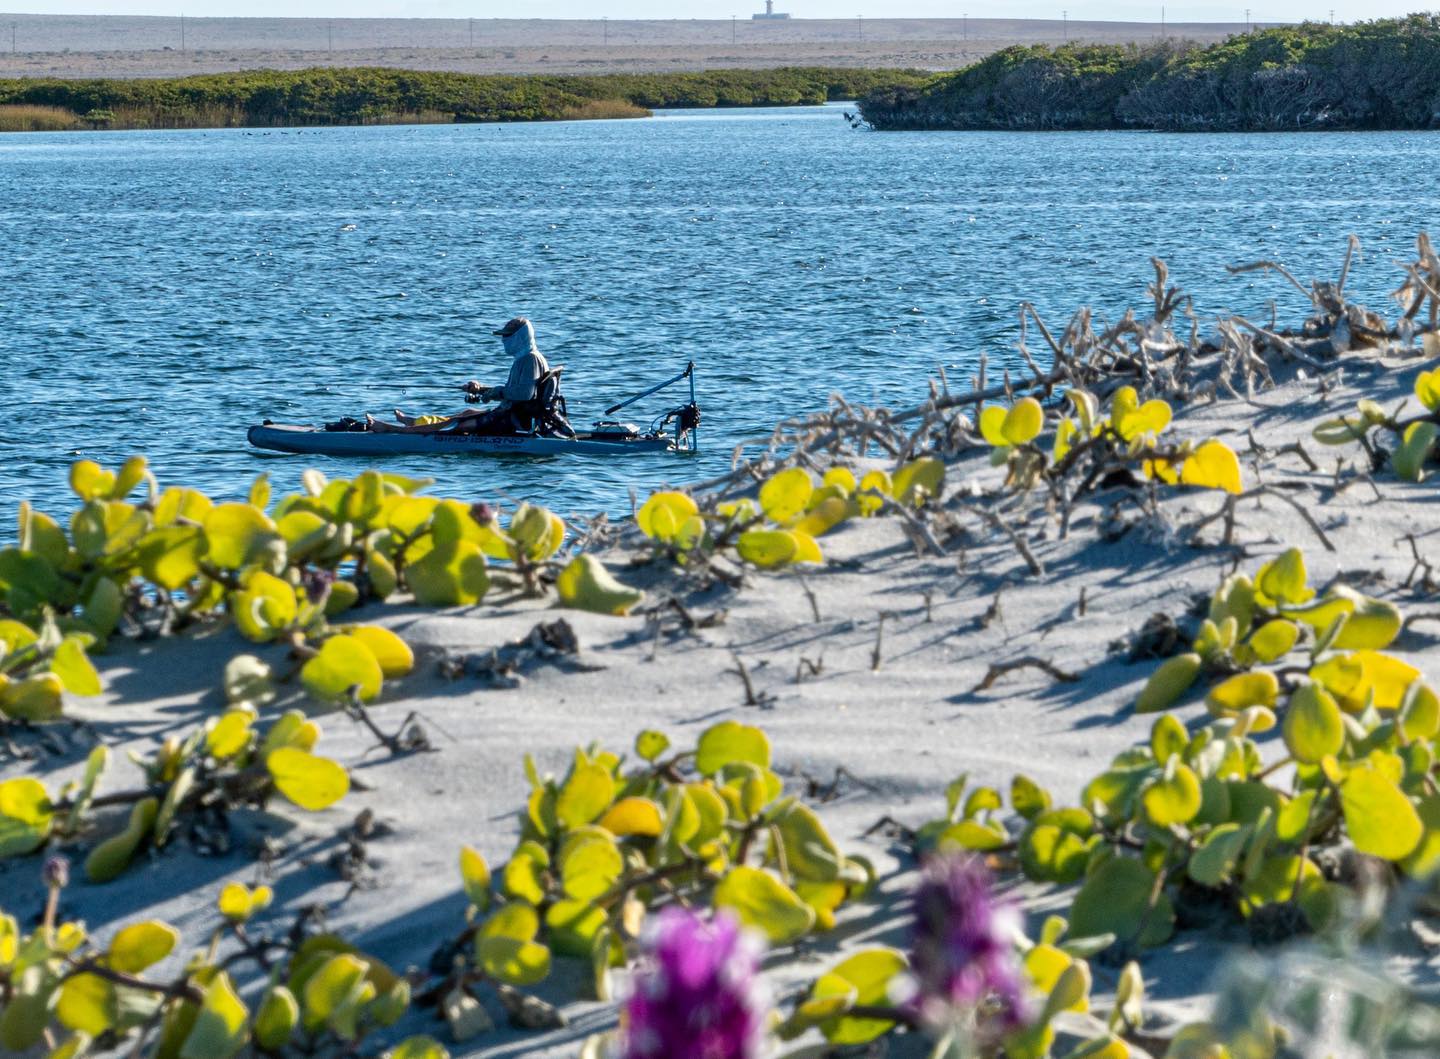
[620,907,767,1059]
[909,853,1028,1031]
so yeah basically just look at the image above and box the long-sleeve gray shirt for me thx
[500,349,548,403]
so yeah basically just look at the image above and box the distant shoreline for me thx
[0,66,921,133]
[860,17,1440,133]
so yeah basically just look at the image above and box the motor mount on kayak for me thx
[247,362,701,458]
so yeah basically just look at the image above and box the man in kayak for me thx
[371,317,554,435]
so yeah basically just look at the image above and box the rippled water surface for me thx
[3,107,1439,520]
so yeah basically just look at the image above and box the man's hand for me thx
[462,380,494,404]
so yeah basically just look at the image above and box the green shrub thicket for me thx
[860,15,1440,130]
[0,66,925,130]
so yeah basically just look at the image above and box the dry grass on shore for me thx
[0,103,78,131]
[556,98,651,120]
[0,100,647,133]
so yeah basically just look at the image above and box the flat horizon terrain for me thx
[0,14,1262,78]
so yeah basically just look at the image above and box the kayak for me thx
[248,361,701,459]
[247,423,682,457]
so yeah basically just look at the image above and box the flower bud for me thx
[42,854,70,890]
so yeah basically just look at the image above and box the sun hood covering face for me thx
[499,320,547,403]
[502,320,538,360]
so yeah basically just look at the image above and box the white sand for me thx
[7,333,1440,1054]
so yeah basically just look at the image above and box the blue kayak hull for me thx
[248,423,677,457]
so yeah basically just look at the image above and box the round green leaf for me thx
[1340,766,1423,861]
[1142,763,1202,827]
[55,973,114,1036]
[1069,856,1173,947]
[502,841,550,904]
[555,554,644,616]
[637,491,700,543]
[736,529,798,568]
[0,672,64,722]
[775,803,844,881]
[267,747,350,811]
[301,634,384,702]
[346,625,414,679]
[51,638,101,697]
[1206,671,1278,716]
[892,457,946,506]
[635,729,670,761]
[254,986,300,1051]
[759,468,813,523]
[556,760,616,830]
[813,948,908,1045]
[713,866,816,943]
[231,570,298,643]
[1134,653,1201,713]
[1247,619,1299,664]
[0,777,54,856]
[476,904,551,986]
[560,831,623,901]
[300,954,374,1037]
[460,846,491,909]
[695,720,771,775]
[107,921,179,973]
[1282,683,1344,764]
[407,540,489,606]
[203,503,277,570]
[1188,823,1248,887]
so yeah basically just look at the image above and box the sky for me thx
[5,0,1429,22]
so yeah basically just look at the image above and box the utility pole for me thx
[180,12,185,56]
[1245,8,1251,31]
[857,14,863,40]
[1161,5,1165,36]
[963,12,968,39]
[469,17,474,47]
[11,21,16,55]
[1062,9,1068,40]
[732,14,736,42]
[327,20,333,53]
[602,16,608,43]
[1329,9,1334,22]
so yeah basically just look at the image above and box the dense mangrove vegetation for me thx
[0,65,925,131]
[860,15,1440,131]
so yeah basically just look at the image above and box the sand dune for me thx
[10,336,1438,1054]
[0,14,1262,79]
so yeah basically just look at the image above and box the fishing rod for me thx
[604,361,699,453]
[604,362,694,416]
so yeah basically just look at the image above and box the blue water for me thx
[2,105,1438,523]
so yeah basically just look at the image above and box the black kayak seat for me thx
[514,366,576,438]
